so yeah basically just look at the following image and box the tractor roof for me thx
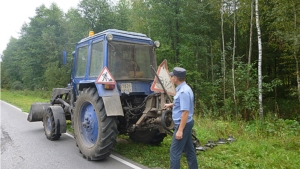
[78,29,151,43]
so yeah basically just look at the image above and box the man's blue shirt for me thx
[172,82,194,125]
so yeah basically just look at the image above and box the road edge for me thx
[1,100,152,169]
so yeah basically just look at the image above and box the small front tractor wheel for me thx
[74,88,118,161]
[43,108,61,141]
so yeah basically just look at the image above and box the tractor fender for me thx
[102,96,124,116]
[48,106,67,134]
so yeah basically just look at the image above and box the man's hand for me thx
[164,103,173,109]
[176,111,189,140]
[176,130,183,140]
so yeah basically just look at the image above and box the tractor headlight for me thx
[106,34,113,41]
[154,41,160,48]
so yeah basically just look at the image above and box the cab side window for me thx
[75,46,88,78]
[90,41,104,77]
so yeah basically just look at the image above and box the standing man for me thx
[164,67,198,169]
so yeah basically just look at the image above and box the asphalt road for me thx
[1,101,149,169]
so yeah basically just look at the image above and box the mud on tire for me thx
[74,88,118,160]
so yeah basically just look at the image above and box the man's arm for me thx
[164,103,174,109]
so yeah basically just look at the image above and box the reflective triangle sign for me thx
[150,59,176,96]
[96,67,116,84]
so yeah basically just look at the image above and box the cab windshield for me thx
[108,41,156,80]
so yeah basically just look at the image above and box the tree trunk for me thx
[206,51,209,80]
[211,40,214,82]
[247,0,254,90]
[221,0,226,104]
[255,0,263,119]
[195,47,199,110]
[232,0,237,110]
[175,0,179,63]
[292,0,300,103]
[245,0,254,121]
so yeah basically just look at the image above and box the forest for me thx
[1,0,299,121]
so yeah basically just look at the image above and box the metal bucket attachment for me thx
[27,103,51,122]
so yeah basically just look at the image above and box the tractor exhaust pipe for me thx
[27,103,51,122]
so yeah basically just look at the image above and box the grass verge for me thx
[1,89,299,169]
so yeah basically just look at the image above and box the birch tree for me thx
[255,0,263,119]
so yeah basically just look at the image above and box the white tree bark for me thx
[255,0,263,119]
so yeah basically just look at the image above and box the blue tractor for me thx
[27,29,174,161]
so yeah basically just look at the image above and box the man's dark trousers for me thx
[170,120,198,169]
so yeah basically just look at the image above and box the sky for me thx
[0,0,81,58]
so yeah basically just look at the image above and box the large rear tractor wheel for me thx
[74,88,118,161]
[43,108,61,141]
[129,129,166,145]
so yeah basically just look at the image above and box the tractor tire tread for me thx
[43,108,61,141]
[74,87,117,161]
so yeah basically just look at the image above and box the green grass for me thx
[1,89,50,112]
[1,89,300,169]
[115,117,300,169]
[0,89,74,134]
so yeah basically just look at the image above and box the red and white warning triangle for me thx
[96,67,116,84]
[150,59,176,96]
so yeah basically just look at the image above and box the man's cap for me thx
[170,67,186,78]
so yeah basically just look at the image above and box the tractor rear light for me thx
[103,84,115,90]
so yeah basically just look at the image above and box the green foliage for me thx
[245,117,300,140]
[1,0,300,120]
[114,116,300,169]
[1,37,23,87]
[264,119,300,137]
[113,0,131,30]
[44,63,70,89]
[11,81,24,90]
[0,89,50,112]
[78,0,114,32]
[64,8,90,44]
[1,90,299,169]
[1,0,300,167]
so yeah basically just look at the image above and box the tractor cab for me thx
[71,29,159,97]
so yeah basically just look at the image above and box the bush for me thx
[12,81,23,90]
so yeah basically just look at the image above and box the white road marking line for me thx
[110,155,142,169]
[63,133,143,169]
[64,132,75,139]
[1,101,144,169]
[1,100,22,112]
